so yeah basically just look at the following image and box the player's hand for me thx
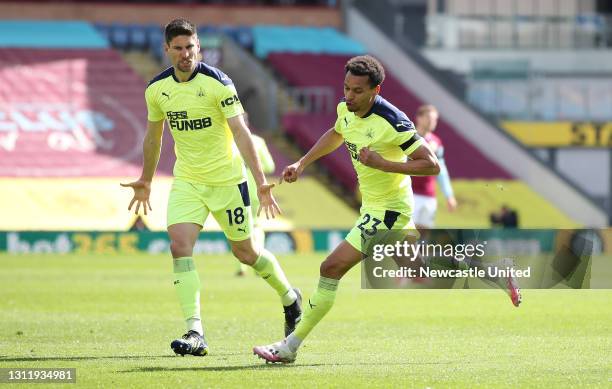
[281,161,304,184]
[257,183,282,219]
[120,179,152,215]
[359,147,384,169]
[447,196,458,212]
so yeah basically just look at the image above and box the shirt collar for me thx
[171,62,200,83]
[361,95,381,119]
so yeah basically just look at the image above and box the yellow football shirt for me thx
[334,95,423,213]
[145,62,245,185]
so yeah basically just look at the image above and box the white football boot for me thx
[253,339,297,364]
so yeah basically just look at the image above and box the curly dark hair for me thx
[344,55,385,88]
[164,18,196,44]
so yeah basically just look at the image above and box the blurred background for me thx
[0,0,610,254]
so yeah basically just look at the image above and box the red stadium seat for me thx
[0,48,174,178]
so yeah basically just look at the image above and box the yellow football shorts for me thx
[167,179,253,241]
[345,208,418,254]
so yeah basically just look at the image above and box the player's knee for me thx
[170,239,193,258]
[320,255,344,278]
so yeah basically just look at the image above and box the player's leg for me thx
[298,209,414,328]
[417,229,522,306]
[413,194,436,230]
[229,237,301,333]
[235,259,249,277]
[248,225,266,277]
[228,237,297,305]
[168,222,202,330]
[254,210,378,363]
[235,180,261,276]
[253,240,362,363]
[413,198,509,289]
[167,180,209,356]
[411,197,514,294]
[290,239,361,338]
[211,182,301,334]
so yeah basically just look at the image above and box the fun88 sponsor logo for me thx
[166,111,212,131]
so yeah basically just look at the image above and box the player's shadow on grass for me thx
[125,364,324,372]
[124,361,453,373]
[0,351,245,362]
[0,355,177,362]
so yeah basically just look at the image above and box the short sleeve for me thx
[217,83,244,119]
[334,117,343,135]
[145,85,164,122]
[392,125,423,156]
[334,102,347,134]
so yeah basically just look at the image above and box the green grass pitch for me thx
[1,253,611,388]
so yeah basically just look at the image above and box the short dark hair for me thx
[164,18,196,44]
[344,55,385,88]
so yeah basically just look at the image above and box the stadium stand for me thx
[413,0,611,220]
[0,47,174,178]
[0,15,598,229]
[348,0,608,227]
[252,25,365,58]
[268,53,512,187]
[251,24,588,227]
[93,23,254,52]
[0,21,165,230]
[0,19,358,231]
[0,20,108,49]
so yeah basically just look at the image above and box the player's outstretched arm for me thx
[359,143,440,176]
[282,127,343,183]
[227,114,281,219]
[120,120,164,215]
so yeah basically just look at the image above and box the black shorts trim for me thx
[238,181,251,207]
[383,210,401,229]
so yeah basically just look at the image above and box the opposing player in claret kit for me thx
[121,18,301,357]
[411,104,457,229]
[408,104,521,307]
